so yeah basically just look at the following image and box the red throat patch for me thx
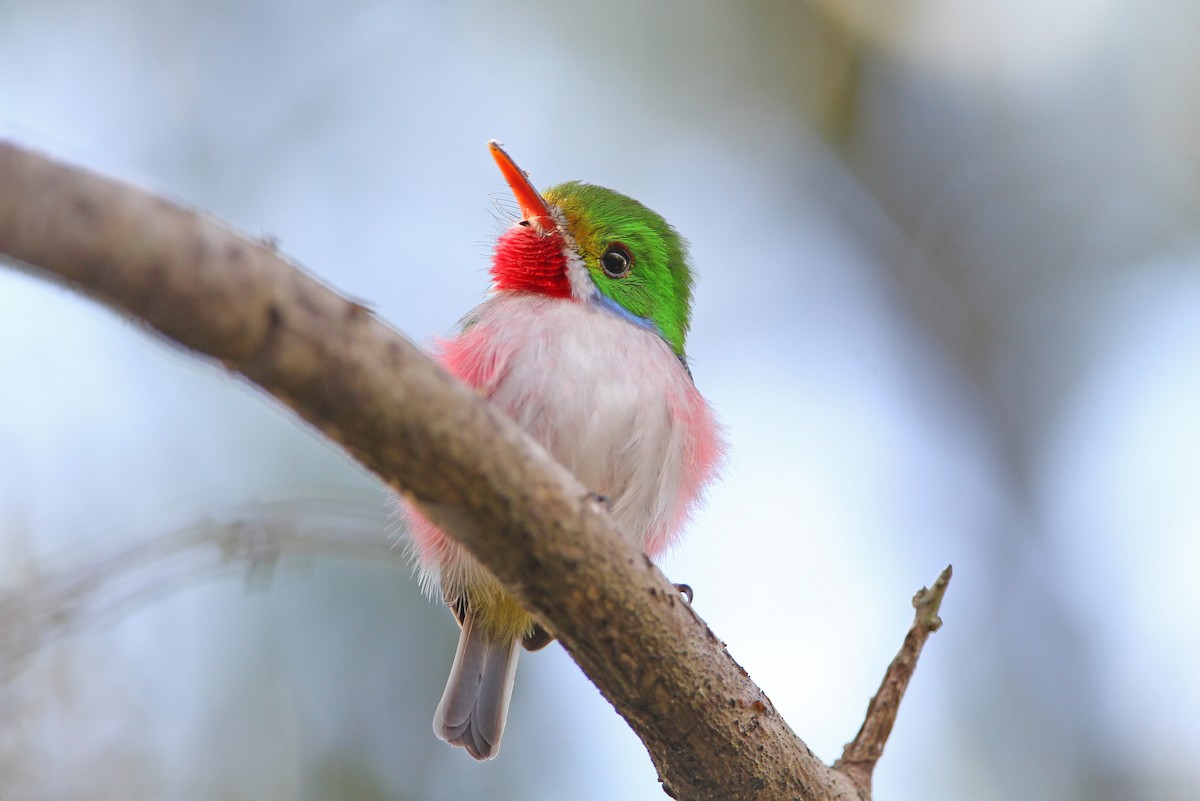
[490,226,571,298]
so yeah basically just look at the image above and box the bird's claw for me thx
[675,583,694,604]
[522,623,553,651]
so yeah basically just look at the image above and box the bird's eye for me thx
[601,244,633,278]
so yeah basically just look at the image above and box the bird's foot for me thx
[522,623,553,652]
[675,583,694,604]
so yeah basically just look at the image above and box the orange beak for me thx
[489,140,556,233]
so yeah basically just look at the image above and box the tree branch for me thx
[834,565,953,796]
[0,497,392,682]
[0,140,944,800]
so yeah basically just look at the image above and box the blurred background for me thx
[1,0,1198,799]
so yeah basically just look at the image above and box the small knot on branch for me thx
[834,564,954,799]
[912,564,952,632]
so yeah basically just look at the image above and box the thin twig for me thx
[833,565,953,797]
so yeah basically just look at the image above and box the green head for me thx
[545,181,693,357]
[488,141,696,359]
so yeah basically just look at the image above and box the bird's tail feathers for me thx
[433,605,521,761]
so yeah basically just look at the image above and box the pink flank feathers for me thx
[407,292,724,579]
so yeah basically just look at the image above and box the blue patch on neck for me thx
[590,290,692,379]
[591,292,661,336]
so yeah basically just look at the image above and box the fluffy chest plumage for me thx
[437,293,720,556]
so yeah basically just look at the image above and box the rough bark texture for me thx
[0,140,946,801]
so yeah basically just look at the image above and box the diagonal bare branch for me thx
[0,140,944,801]
[834,565,953,795]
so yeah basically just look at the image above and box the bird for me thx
[401,141,726,760]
